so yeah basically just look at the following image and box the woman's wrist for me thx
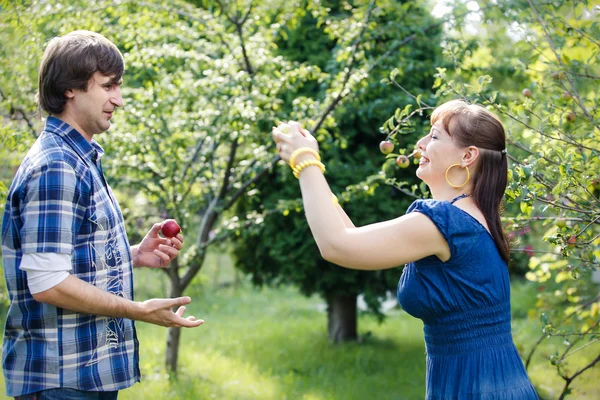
[294,153,319,165]
[289,147,320,169]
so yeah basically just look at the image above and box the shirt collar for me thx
[45,116,105,163]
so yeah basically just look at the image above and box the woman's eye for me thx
[431,134,438,140]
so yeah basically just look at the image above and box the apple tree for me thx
[0,0,427,371]
[231,0,443,342]
[380,0,599,396]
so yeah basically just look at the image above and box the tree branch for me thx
[527,0,593,121]
[310,0,376,134]
[221,155,278,211]
[217,135,240,201]
[0,87,38,138]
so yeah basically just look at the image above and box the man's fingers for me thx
[179,318,204,328]
[175,305,186,317]
[173,296,192,307]
[153,249,171,263]
[173,234,184,247]
[157,244,179,258]
[149,223,162,236]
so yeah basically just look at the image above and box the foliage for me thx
[379,1,599,397]
[0,0,436,368]
[231,0,442,322]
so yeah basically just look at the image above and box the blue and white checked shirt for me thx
[2,117,140,396]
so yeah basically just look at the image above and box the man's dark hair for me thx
[37,30,124,115]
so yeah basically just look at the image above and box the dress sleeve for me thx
[19,160,87,254]
[406,199,459,260]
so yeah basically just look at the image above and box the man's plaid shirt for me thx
[2,117,140,396]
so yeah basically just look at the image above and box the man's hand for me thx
[33,275,204,328]
[137,296,204,328]
[132,223,184,268]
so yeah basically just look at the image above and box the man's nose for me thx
[111,88,124,107]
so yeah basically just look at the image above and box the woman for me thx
[272,100,538,399]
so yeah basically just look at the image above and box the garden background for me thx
[0,0,599,399]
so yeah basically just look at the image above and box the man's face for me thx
[66,72,123,140]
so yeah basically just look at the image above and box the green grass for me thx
[0,254,598,399]
[118,253,427,400]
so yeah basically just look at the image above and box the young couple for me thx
[2,31,537,399]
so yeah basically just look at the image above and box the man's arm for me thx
[33,274,202,328]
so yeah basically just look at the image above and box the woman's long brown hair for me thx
[431,100,510,263]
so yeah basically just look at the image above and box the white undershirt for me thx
[19,253,72,294]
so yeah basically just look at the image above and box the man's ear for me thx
[462,146,480,167]
[65,89,75,99]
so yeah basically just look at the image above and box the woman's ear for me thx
[65,89,75,99]
[462,146,480,167]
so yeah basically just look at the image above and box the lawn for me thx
[0,252,598,399]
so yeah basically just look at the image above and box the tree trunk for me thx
[165,277,183,374]
[326,293,358,343]
[165,325,181,375]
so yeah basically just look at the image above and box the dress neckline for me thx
[450,193,471,204]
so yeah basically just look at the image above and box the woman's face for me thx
[415,121,466,187]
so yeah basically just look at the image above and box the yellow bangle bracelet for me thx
[289,148,321,170]
[293,159,326,178]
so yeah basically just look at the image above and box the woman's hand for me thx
[272,121,319,165]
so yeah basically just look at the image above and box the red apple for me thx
[522,88,532,98]
[396,155,410,168]
[379,140,394,155]
[161,219,181,238]
[566,235,576,248]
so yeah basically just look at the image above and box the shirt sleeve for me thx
[19,160,86,254]
[20,253,72,294]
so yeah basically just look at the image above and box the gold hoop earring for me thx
[445,164,470,188]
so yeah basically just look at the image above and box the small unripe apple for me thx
[279,123,291,134]
[396,155,410,168]
[522,88,532,98]
[161,219,181,238]
[567,112,576,122]
[562,92,572,101]
[555,218,566,228]
[379,140,394,155]
[552,71,565,80]
[413,151,422,160]
[566,235,576,248]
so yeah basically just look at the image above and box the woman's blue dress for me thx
[397,198,538,399]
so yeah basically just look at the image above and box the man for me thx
[1,31,203,400]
